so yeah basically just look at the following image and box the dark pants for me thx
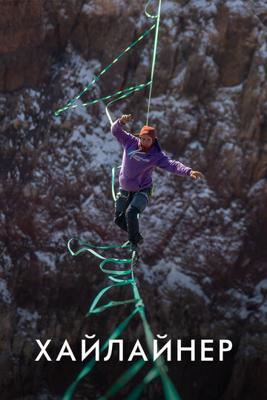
[114,186,152,244]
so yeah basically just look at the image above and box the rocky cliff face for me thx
[0,1,266,399]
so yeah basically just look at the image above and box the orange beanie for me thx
[139,125,156,139]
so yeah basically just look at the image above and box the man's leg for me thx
[114,189,132,232]
[125,187,152,245]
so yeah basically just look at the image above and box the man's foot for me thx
[129,241,138,252]
[135,233,144,245]
[131,233,143,251]
[122,240,138,252]
[122,233,143,250]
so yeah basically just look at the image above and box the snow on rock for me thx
[35,251,57,272]
[144,258,210,304]
[225,0,251,17]
[17,308,41,334]
[0,278,12,304]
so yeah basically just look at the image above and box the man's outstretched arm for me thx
[111,114,136,147]
[157,152,204,179]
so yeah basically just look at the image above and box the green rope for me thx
[98,359,146,400]
[57,81,151,113]
[65,238,182,400]
[54,24,155,117]
[54,0,161,124]
[105,0,162,125]
[63,306,139,400]
[62,1,181,399]
[127,367,159,400]
[146,0,162,125]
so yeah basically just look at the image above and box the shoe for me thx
[135,233,144,245]
[122,240,138,252]
[129,241,138,252]
[122,233,143,249]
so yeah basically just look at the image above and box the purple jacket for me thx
[111,119,192,192]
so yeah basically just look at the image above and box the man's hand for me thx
[119,114,134,125]
[190,170,204,180]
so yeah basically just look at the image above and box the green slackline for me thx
[54,25,155,117]
[65,239,182,400]
[63,305,139,400]
[105,0,162,125]
[146,0,162,125]
[61,1,182,399]
[54,0,161,124]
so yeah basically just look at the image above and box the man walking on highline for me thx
[111,114,204,251]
